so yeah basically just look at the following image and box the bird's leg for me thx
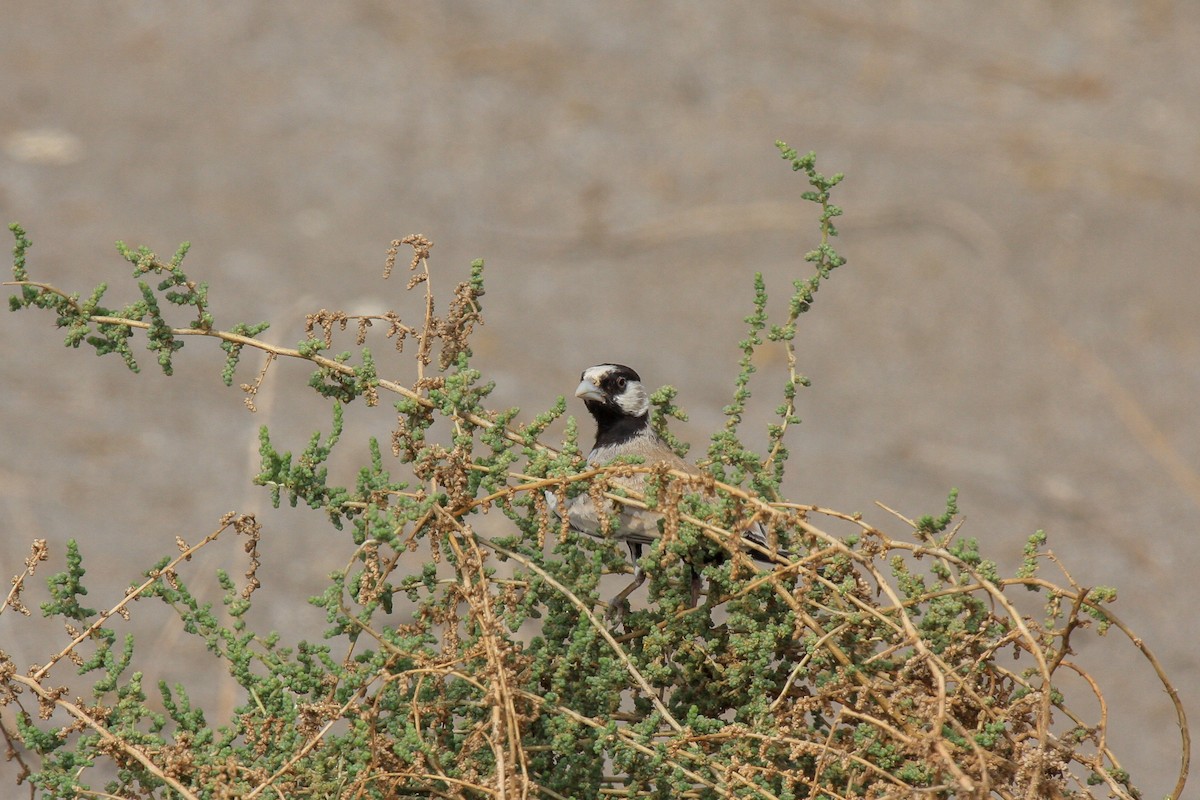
[688,565,703,608]
[607,565,646,622]
[605,542,646,623]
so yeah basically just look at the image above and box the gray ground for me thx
[1,2,1196,795]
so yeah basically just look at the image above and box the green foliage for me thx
[41,540,97,622]
[707,145,846,499]
[0,147,1180,800]
[8,222,266,381]
[648,384,690,458]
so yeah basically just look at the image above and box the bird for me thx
[546,363,784,614]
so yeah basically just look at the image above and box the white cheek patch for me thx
[615,383,650,416]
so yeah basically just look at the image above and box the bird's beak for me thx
[575,380,605,403]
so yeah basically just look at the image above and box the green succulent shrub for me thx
[0,144,1185,800]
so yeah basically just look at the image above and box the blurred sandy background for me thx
[1,3,1196,794]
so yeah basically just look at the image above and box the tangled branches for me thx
[1,469,1184,798]
[1,145,1188,799]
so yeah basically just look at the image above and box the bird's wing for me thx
[544,463,657,539]
[545,488,662,544]
[547,443,786,559]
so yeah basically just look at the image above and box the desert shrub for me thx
[0,144,1186,799]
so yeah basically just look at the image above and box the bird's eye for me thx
[615,377,627,390]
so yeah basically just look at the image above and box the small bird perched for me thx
[548,363,781,612]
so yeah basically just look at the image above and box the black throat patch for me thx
[586,399,650,449]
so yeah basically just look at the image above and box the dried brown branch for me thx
[2,539,48,617]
